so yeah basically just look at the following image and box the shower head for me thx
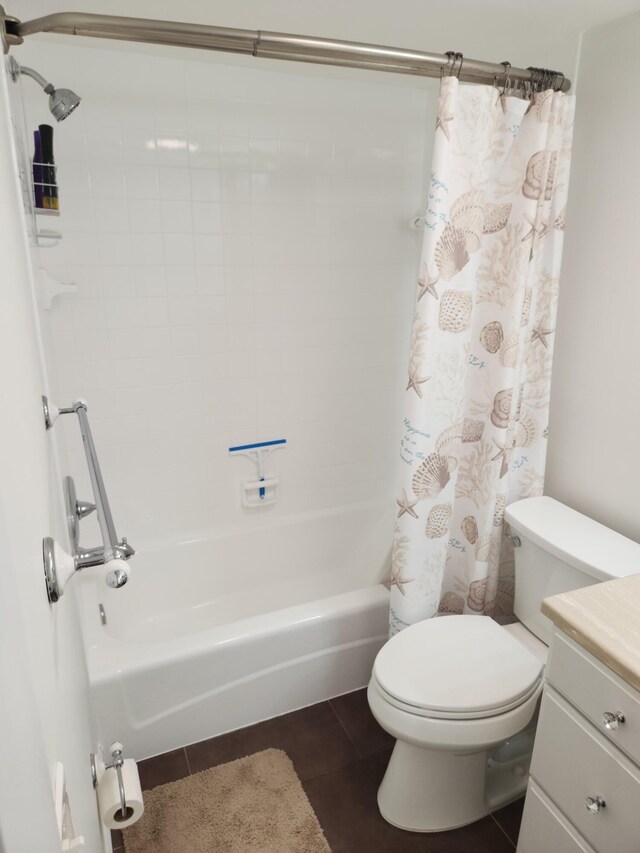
[8,57,81,121]
[47,86,81,121]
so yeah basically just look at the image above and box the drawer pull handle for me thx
[602,711,625,731]
[585,796,606,815]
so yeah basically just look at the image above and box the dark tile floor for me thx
[112,689,523,852]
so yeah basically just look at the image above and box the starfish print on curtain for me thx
[390,77,575,636]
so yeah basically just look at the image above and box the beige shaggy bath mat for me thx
[122,748,331,853]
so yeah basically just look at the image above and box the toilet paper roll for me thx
[97,759,144,830]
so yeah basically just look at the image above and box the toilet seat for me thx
[371,672,543,720]
[373,615,544,721]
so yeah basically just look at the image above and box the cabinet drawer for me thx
[517,781,596,853]
[547,631,640,765]
[531,687,640,853]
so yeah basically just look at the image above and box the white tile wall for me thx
[18,41,435,544]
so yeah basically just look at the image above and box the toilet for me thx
[368,495,640,832]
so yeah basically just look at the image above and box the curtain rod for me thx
[0,8,571,93]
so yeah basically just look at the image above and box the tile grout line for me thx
[490,813,517,850]
[327,698,366,760]
[299,755,362,787]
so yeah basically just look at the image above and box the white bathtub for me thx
[77,501,392,760]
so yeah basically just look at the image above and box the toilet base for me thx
[377,740,493,833]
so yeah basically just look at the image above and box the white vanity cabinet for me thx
[517,630,640,853]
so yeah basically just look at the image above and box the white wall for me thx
[9,0,598,548]
[12,0,601,546]
[546,10,640,541]
[16,37,430,544]
[0,57,105,853]
[15,0,590,77]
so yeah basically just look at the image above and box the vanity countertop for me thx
[542,573,640,692]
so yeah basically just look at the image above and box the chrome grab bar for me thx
[42,396,135,573]
[70,401,120,562]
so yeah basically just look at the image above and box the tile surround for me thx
[17,41,435,544]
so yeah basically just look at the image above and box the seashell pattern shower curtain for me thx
[391,76,575,634]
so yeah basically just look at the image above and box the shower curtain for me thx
[391,76,575,634]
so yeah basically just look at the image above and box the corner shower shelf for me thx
[34,199,63,246]
[7,83,63,246]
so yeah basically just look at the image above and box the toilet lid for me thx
[374,615,544,717]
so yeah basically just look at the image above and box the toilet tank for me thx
[505,496,640,646]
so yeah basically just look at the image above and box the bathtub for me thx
[77,501,392,760]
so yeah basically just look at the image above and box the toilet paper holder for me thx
[90,743,132,822]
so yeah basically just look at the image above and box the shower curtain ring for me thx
[453,52,464,79]
[546,68,559,90]
[442,51,455,77]
[497,61,512,95]
[526,66,539,97]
